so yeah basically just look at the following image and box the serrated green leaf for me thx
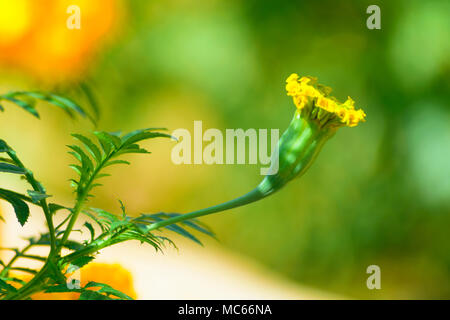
[79,82,100,121]
[82,210,107,232]
[103,132,122,148]
[0,190,30,226]
[1,90,91,122]
[12,91,82,119]
[138,213,215,244]
[121,128,166,141]
[104,160,130,167]
[84,281,132,300]
[48,93,87,118]
[162,213,215,238]
[121,130,172,146]
[68,256,95,273]
[0,140,11,153]
[112,145,151,158]
[69,164,82,176]
[84,222,95,242]
[3,96,39,118]
[0,163,26,175]
[165,224,202,245]
[0,188,33,204]
[93,173,110,180]
[71,134,103,163]
[0,157,15,164]
[48,203,68,215]
[79,290,114,300]
[67,145,93,172]
[0,278,18,293]
[118,200,126,216]
[94,132,113,155]
[9,267,37,275]
[0,277,26,286]
[27,190,51,203]
[68,152,81,162]
[119,230,162,251]
[179,219,215,238]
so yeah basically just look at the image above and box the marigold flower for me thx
[285,73,366,128]
[147,74,367,230]
[256,74,366,195]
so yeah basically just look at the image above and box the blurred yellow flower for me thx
[0,0,120,82]
[31,263,137,300]
[0,0,32,46]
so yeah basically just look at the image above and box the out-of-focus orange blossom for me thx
[0,0,121,82]
[9,263,137,300]
[31,263,137,300]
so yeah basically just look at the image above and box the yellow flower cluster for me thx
[286,73,366,127]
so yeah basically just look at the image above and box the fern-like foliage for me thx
[53,129,214,279]
[136,213,215,245]
[0,91,216,300]
[0,91,91,121]
[0,90,92,226]
[75,205,215,252]
[0,139,50,226]
[67,128,171,200]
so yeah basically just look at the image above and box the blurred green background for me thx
[0,0,449,299]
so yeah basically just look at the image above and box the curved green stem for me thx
[146,112,334,232]
[147,187,267,231]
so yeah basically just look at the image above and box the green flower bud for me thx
[257,110,337,196]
